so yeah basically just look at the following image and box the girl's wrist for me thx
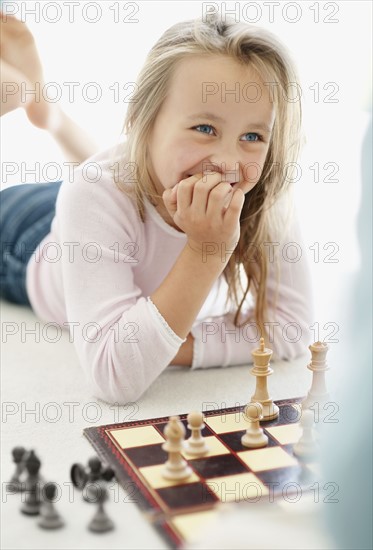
[186,239,231,272]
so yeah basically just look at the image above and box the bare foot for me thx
[1,13,98,163]
[0,14,51,127]
[0,59,30,116]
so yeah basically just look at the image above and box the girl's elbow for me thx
[86,358,147,406]
[278,324,313,361]
[90,377,144,406]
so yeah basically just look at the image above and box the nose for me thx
[204,144,241,184]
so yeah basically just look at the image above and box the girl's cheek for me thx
[244,166,259,185]
[176,143,202,165]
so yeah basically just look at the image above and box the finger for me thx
[223,188,245,222]
[191,172,227,217]
[205,181,233,218]
[177,174,200,213]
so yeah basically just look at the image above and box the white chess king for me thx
[250,338,279,420]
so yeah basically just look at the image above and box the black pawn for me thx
[83,457,103,502]
[38,483,64,529]
[20,451,42,515]
[87,481,114,533]
[88,457,102,481]
[8,447,27,492]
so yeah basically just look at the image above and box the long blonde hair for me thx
[115,12,303,341]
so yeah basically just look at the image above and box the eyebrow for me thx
[186,112,273,134]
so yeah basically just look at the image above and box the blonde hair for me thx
[115,12,304,341]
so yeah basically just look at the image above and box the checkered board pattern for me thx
[84,398,319,548]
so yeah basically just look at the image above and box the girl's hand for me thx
[162,172,245,256]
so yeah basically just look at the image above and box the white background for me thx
[1,0,372,335]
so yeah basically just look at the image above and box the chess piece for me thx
[241,403,269,448]
[87,480,115,533]
[71,456,115,501]
[70,462,88,490]
[20,450,42,515]
[184,411,209,456]
[8,447,27,492]
[302,341,331,420]
[293,409,319,459]
[162,416,192,480]
[38,482,64,529]
[87,457,103,481]
[83,456,103,502]
[87,457,114,482]
[101,466,115,482]
[71,456,116,532]
[250,338,279,420]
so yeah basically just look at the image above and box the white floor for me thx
[1,297,337,550]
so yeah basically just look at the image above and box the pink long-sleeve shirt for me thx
[26,144,314,404]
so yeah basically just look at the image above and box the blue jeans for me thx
[0,181,63,306]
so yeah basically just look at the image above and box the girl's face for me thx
[148,54,275,211]
[148,55,274,226]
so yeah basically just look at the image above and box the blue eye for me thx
[192,125,263,142]
[194,124,214,135]
[242,133,262,142]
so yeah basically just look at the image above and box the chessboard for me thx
[84,397,320,548]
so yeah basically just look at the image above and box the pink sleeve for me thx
[57,172,185,405]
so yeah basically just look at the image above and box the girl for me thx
[1,13,314,404]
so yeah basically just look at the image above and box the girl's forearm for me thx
[150,243,227,340]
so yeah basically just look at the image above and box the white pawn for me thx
[184,411,209,456]
[302,341,331,420]
[162,416,192,481]
[293,409,319,459]
[241,403,268,448]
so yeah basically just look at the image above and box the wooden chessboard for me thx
[84,398,319,548]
